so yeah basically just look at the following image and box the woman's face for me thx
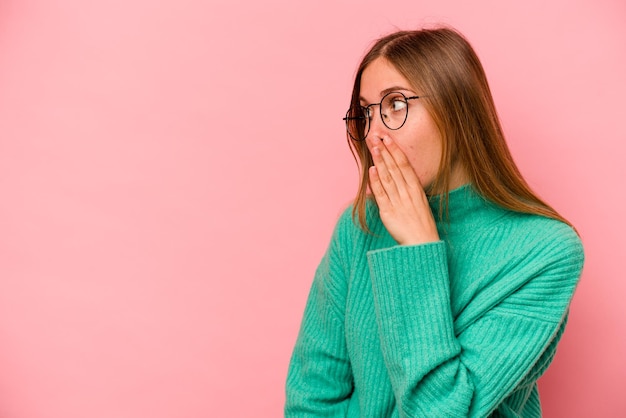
[359,57,447,191]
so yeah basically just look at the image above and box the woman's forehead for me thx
[359,58,416,102]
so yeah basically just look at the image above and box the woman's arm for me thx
[366,229,584,417]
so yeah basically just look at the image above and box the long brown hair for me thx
[347,27,572,231]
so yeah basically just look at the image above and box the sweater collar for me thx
[429,183,507,233]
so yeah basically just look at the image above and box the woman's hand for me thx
[367,136,440,246]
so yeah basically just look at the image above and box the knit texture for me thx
[285,185,584,417]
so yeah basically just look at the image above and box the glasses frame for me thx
[343,91,424,142]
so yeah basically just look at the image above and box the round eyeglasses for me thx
[343,91,424,141]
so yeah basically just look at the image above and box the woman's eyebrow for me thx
[380,86,416,96]
[359,86,417,103]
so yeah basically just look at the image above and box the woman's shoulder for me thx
[326,198,389,255]
[333,197,381,233]
[506,210,581,244]
[492,210,584,268]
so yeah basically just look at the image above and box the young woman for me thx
[285,27,584,417]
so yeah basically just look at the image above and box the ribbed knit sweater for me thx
[285,184,584,417]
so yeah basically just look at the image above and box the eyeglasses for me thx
[343,91,423,141]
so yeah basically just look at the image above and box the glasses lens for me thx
[345,107,368,141]
[381,93,408,130]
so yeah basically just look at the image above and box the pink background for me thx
[0,0,624,416]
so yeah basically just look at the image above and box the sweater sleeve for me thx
[366,228,584,417]
[285,212,354,417]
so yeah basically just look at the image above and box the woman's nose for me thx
[368,108,388,140]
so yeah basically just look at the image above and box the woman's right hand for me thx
[366,135,440,246]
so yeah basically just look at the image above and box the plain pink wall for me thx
[0,0,624,416]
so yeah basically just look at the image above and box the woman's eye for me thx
[391,99,407,111]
